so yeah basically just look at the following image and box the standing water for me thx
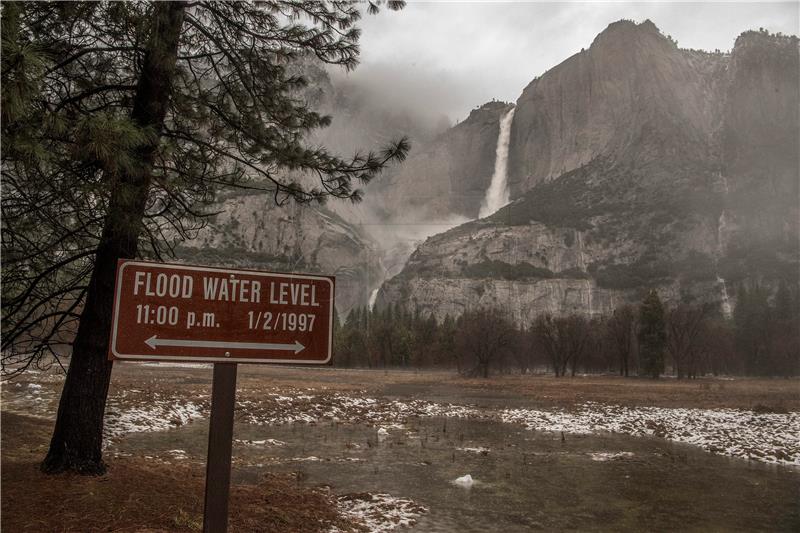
[479,107,516,218]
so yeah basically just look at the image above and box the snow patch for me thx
[166,449,188,460]
[589,451,634,462]
[332,493,427,533]
[104,392,205,442]
[240,391,480,428]
[456,446,490,455]
[501,402,800,466]
[453,474,475,488]
[235,438,286,447]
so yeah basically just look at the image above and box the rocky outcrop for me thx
[378,156,726,321]
[379,22,799,321]
[719,30,799,266]
[177,190,384,316]
[507,19,723,194]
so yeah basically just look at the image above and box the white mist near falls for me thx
[479,107,516,218]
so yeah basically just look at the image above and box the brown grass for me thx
[219,366,800,411]
[1,413,359,533]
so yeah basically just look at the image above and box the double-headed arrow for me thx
[144,335,305,354]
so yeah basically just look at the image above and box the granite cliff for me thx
[378,101,515,219]
[378,21,799,322]
[173,57,448,316]
[177,189,383,316]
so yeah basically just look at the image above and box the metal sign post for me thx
[108,260,335,532]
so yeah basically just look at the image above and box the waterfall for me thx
[717,274,733,318]
[715,174,732,319]
[368,287,380,311]
[716,210,733,318]
[479,107,516,218]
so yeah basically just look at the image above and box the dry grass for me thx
[220,366,800,411]
[439,374,800,410]
[1,413,360,533]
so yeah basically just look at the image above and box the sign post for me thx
[109,260,335,532]
[203,363,237,533]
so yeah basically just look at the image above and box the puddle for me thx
[115,416,800,532]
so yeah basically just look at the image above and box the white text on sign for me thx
[133,272,321,306]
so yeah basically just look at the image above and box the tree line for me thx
[335,283,800,378]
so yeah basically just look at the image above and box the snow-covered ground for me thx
[103,390,205,441]
[4,377,798,467]
[231,391,799,467]
[238,392,479,427]
[330,493,427,533]
[501,402,800,466]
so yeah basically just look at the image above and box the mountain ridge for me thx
[377,21,799,321]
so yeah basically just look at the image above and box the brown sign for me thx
[109,260,334,364]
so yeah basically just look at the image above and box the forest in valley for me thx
[335,282,800,378]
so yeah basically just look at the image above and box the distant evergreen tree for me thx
[774,280,794,321]
[638,290,666,378]
[734,283,772,375]
[773,281,800,376]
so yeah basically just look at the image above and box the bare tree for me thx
[666,304,712,379]
[455,308,514,378]
[511,326,532,374]
[532,314,592,377]
[606,305,637,377]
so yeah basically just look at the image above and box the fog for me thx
[346,1,799,121]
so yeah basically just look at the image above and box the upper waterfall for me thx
[479,107,516,218]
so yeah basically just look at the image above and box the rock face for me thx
[177,190,383,317]
[172,55,450,317]
[382,101,515,219]
[720,30,800,257]
[507,19,721,193]
[379,21,799,322]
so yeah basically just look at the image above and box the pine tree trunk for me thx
[42,2,185,475]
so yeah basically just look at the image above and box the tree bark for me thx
[42,2,185,475]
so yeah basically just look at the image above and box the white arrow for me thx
[144,335,305,354]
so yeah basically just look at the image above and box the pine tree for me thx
[2,1,407,475]
[638,290,666,378]
[734,283,772,375]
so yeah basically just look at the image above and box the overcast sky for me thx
[336,1,799,122]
